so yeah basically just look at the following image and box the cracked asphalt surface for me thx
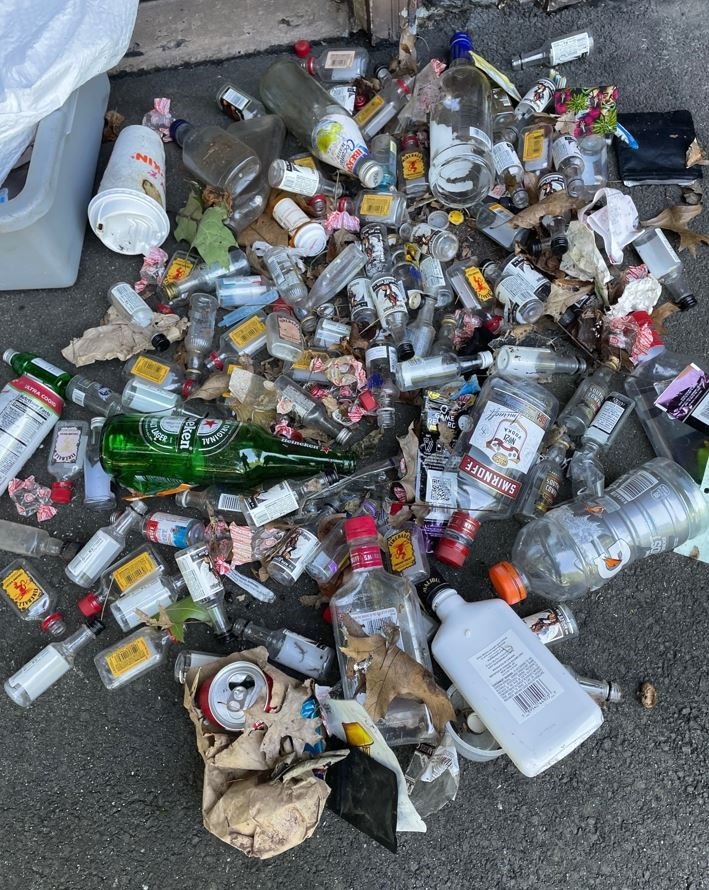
[1,1,708,888]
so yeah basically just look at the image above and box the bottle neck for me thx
[111,505,144,537]
[42,535,65,557]
[519,49,545,68]
[172,120,194,148]
[233,619,273,648]
[62,625,97,657]
[348,535,384,571]
[430,586,464,619]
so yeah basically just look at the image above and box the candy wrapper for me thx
[134,246,168,293]
[142,98,173,142]
[8,477,56,521]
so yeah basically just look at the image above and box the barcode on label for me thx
[612,469,656,502]
[105,637,151,678]
[324,50,356,68]
[513,679,555,715]
[351,607,399,639]
[217,493,242,512]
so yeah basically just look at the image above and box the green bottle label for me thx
[138,417,241,455]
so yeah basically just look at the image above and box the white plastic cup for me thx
[88,125,170,255]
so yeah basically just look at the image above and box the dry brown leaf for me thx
[339,615,454,731]
[638,681,657,710]
[436,420,456,448]
[244,683,322,768]
[238,213,289,249]
[396,422,419,502]
[202,185,233,212]
[512,193,586,230]
[640,204,709,255]
[650,301,680,334]
[102,110,125,142]
[543,283,593,322]
[686,139,709,168]
[299,594,326,609]
[186,373,230,401]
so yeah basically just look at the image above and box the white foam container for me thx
[0,74,110,291]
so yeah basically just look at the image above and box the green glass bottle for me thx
[3,350,72,395]
[100,414,357,494]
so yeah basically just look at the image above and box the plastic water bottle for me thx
[490,457,709,604]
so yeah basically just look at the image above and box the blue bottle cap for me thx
[449,31,473,61]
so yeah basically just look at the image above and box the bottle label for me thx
[420,257,446,292]
[138,416,240,456]
[497,276,539,323]
[2,567,42,611]
[347,278,376,316]
[312,112,369,174]
[68,530,122,580]
[463,265,494,302]
[653,228,681,264]
[492,141,521,175]
[354,93,385,126]
[31,358,65,377]
[328,84,357,113]
[145,513,193,548]
[110,283,146,317]
[175,546,224,602]
[324,49,356,69]
[290,153,317,170]
[217,492,243,513]
[110,551,159,592]
[520,79,555,113]
[401,150,425,180]
[372,276,407,325]
[220,86,250,113]
[131,356,170,385]
[361,226,387,275]
[552,135,582,166]
[51,424,83,464]
[588,396,627,440]
[462,394,550,490]
[269,528,321,578]
[105,636,152,678]
[272,197,309,234]
[609,468,657,505]
[359,193,394,217]
[349,544,384,571]
[523,607,575,646]
[549,32,592,65]
[504,256,548,291]
[276,162,321,197]
[0,376,63,490]
[163,253,198,284]
[244,482,299,527]
[350,606,399,637]
[535,469,561,514]
[522,127,547,163]
[537,173,566,199]
[386,529,416,572]
[276,315,303,344]
[227,316,266,349]
[470,630,563,723]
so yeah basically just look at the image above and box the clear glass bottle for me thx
[266,514,330,587]
[205,314,268,371]
[268,159,342,199]
[370,269,414,363]
[215,276,274,308]
[490,457,709,604]
[123,353,184,393]
[174,650,221,683]
[396,351,493,392]
[494,254,552,301]
[174,543,235,643]
[476,200,531,251]
[231,618,336,682]
[495,346,587,378]
[354,67,413,140]
[632,228,697,311]
[83,417,116,512]
[492,141,529,209]
[0,519,79,561]
[429,32,494,208]
[262,245,309,308]
[552,135,585,198]
[65,501,148,588]
[5,619,105,707]
[558,358,620,439]
[511,79,556,139]
[160,249,250,303]
[329,515,436,747]
[485,266,545,324]
[265,308,305,361]
[298,46,369,83]
[431,313,458,356]
[274,375,356,446]
[383,508,429,584]
[46,420,89,505]
[514,432,572,523]
[175,485,245,519]
[564,666,621,704]
[0,560,66,637]
[65,377,123,418]
[446,259,496,314]
[522,603,579,646]
[511,30,594,70]
[259,59,383,188]
[95,627,173,690]
[409,222,460,263]
[578,134,608,196]
[226,115,287,233]
[216,83,266,121]
[568,392,635,498]
[420,257,453,309]
[406,295,437,358]
[121,379,184,415]
[397,132,428,197]
[365,333,399,428]
[135,510,205,549]
[354,190,409,228]
[369,133,398,188]
[170,119,260,199]
[183,292,218,396]
[241,470,338,528]
[519,121,553,175]
[305,516,349,583]
[304,243,367,310]
[108,282,154,330]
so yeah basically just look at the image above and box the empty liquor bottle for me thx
[260,59,383,188]
[329,516,436,746]
[232,618,336,682]
[266,508,337,587]
[0,560,66,637]
[124,354,184,393]
[76,542,166,611]
[514,431,572,523]
[268,159,343,200]
[519,121,553,175]
[65,377,123,418]
[492,141,529,209]
[47,420,89,504]
[396,351,493,392]
[495,346,587,378]
[429,32,494,208]
[108,282,153,328]
[365,333,399,428]
[557,358,620,439]
[564,666,621,705]
[133,510,206,549]
[382,505,429,584]
[406,295,438,358]
[0,519,79,562]
[99,414,356,495]
[65,501,148,588]
[446,259,496,315]
[304,243,367,310]
[216,82,266,121]
[568,392,634,498]
[398,132,428,197]
[5,619,105,707]
[511,30,594,70]
[354,66,413,140]
[241,470,338,528]
[159,249,250,303]
[170,119,260,199]
[511,78,556,138]
[296,44,369,83]
[431,313,458,356]
[354,190,409,228]
[262,246,309,308]
[632,228,697,311]
[175,485,245,519]
[552,135,585,198]
[420,258,453,309]
[175,543,235,643]
[578,134,609,196]
[83,418,116,512]
[95,626,173,690]
[347,277,378,328]
[483,263,545,324]
[369,133,398,188]
[183,293,218,396]
[121,379,202,417]
[274,375,357,446]
[226,115,287,233]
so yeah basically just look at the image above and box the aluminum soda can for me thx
[197,661,269,731]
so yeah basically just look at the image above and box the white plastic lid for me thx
[88,188,170,255]
[292,221,328,257]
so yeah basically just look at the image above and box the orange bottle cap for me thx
[489,561,527,605]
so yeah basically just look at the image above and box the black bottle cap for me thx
[550,236,569,257]
[416,572,454,611]
[169,118,189,144]
[675,293,697,312]
[217,629,239,645]
[86,618,106,636]
[396,342,415,363]
[151,333,171,352]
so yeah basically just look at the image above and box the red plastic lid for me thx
[483,316,503,334]
[322,605,332,625]
[294,40,312,58]
[358,390,377,412]
[354,93,367,110]
[389,502,404,516]
[50,481,73,505]
[78,592,103,618]
[435,536,471,568]
[336,196,354,214]
[40,612,65,633]
[182,378,199,399]
[396,78,412,94]
[344,515,377,542]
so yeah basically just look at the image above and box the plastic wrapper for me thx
[404,731,460,818]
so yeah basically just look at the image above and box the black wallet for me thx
[616,110,704,186]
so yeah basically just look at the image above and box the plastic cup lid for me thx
[292,221,327,257]
[88,188,170,255]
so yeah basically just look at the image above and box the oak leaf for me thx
[543,282,593,322]
[641,205,709,255]
[650,301,680,334]
[511,192,585,230]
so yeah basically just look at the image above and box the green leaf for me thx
[174,189,204,244]
[164,599,214,643]
[191,205,237,267]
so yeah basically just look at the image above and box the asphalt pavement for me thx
[1,1,709,888]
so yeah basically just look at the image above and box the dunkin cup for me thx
[88,125,170,255]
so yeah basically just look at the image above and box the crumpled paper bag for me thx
[61,307,187,366]
[182,648,344,859]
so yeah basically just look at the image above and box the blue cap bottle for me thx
[449,31,474,63]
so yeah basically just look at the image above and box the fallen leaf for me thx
[543,282,593,322]
[192,205,238,266]
[339,615,454,731]
[102,109,125,142]
[436,421,456,448]
[137,599,213,643]
[299,594,326,609]
[238,213,289,249]
[187,373,230,401]
[202,184,232,211]
[650,301,680,334]
[641,204,709,255]
[244,683,322,768]
[174,189,204,244]
[686,138,709,167]
[512,193,586,229]
[638,681,657,710]
[396,422,419,501]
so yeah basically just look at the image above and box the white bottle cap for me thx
[291,221,328,257]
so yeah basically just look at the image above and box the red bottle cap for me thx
[354,92,367,110]
[40,612,65,634]
[322,605,332,625]
[358,390,377,412]
[396,78,412,95]
[50,481,74,505]
[78,592,103,618]
[294,40,312,58]
[389,502,404,516]
[483,316,503,334]
[344,515,377,542]
[182,378,199,399]
[488,561,528,605]
[435,537,471,568]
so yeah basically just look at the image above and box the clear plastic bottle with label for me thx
[446,259,496,315]
[489,254,552,301]
[108,282,154,329]
[514,431,572,523]
[512,79,556,137]
[431,313,458,356]
[578,134,609,196]
[305,516,349,584]
[265,309,305,361]
[490,457,709,604]
[159,249,250,303]
[133,510,206,549]
[522,603,579,646]
[354,67,413,140]
[368,133,398,188]
[495,346,587,378]
[204,313,267,371]
[5,619,105,707]
[83,417,116,512]
[420,576,603,776]
[175,543,235,642]
[558,358,620,439]
[420,257,453,309]
[492,141,529,209]
[370,272,414,363]
[511,30,594,70]
[365,333,400,428]
[215,276,275,309]
[268,159,343,199]
[396,351,493,393]
[435,374,558,567]
[408,222,460,263]
[0,560,66,637]
[266,508,337,587]
[241,470,338,528]
[175,485,245,520]
[262,246,309,309]
[297,45,369,83]
[121,380,197,417]
[65,377,124,417]
[632,228,697,311]
[568,392,635,498]
[483,264,545,325]
[274,375,356,446]
[123,354,184,393]
[383,506,429,584]
[216,83,267,121]
[231,618,336,682]
[329,516,437,746]
[183,293,219,396]
[47,420,89,505]
[397,133,428,197]
[519,121,553,175]
[552,135,585,198]
[354,190,409,228]
[75,542,167,614]
[65,501,149,588]
[428,32,494,208]
[95,627,173,690]
[303,243,367,311]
